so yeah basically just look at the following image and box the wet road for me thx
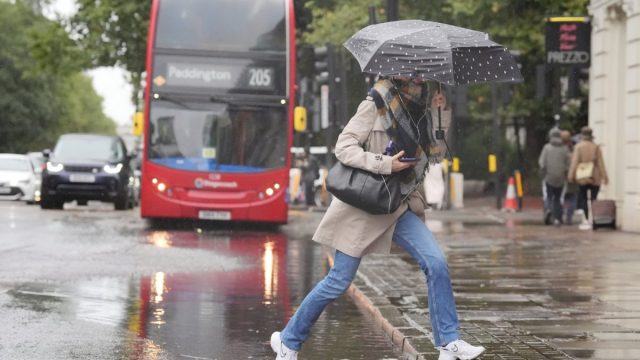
[0,202,400,360]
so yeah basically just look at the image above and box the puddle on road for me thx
[5,229,402,359]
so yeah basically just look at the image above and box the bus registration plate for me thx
[198,210,231,221]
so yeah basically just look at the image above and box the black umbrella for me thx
[343,20,523,85]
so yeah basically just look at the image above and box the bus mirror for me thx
[294,106,307,132]
[133,112,144,136]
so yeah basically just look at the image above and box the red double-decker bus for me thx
[141,0,296,223]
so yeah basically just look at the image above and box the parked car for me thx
[0,154,40,203]
[26,151,46,203]
[40,133,136,210]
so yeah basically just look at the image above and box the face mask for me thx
[405,82,423,99]
[397,81,425,107]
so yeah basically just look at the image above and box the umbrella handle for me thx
[435,83,445,140]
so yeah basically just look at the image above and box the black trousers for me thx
[577,184,600,219]
[304,180,316,206]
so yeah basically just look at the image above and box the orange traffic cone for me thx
[502,176,518,212]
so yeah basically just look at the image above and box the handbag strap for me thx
[361,97,378,151]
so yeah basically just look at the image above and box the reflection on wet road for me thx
[0,202,400,359]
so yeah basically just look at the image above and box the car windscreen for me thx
[28,154,45,172]
[0,158,31,172]
[147,101,287,172]
[54,137,124,162]
[155,0,286,53]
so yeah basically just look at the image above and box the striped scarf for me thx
[370,79,445,195]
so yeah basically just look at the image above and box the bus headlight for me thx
[46,162,64,173]
[103,163,123,174]
[265,187,274,197]
[157,182,167,192]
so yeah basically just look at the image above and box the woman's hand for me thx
[391,151,416,173]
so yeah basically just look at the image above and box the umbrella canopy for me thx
[344,20,523,86]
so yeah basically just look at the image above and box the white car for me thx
[0,154,40,203]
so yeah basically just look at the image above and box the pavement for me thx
[303,196,640,360]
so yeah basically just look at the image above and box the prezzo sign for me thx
[545,18,591,66]
[153,57,276,91]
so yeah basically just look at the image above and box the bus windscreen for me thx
[156,0,286,53]
[147,101,288,173]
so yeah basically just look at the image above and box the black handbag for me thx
[325,161,402,215]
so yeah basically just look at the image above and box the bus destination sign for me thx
[153,57,277,92]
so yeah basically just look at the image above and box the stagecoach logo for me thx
[194,177,238,189]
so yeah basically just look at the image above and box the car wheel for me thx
[40,197,63,210]
[114,191,129,210]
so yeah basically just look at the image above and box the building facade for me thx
[588,0,640,231]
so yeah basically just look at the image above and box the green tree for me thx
[0,1,115,153]
[68,0,151,107]
[29,0,151,107]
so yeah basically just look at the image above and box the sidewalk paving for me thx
[312,197,640,359]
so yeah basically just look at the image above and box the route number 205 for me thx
[248,68,273,87]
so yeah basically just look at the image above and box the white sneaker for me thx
[438,339,485,360]
[270,332,298,360]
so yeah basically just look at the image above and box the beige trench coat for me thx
[312,99,426,258]
[568,139,609,186]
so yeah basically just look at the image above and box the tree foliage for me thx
[0,1,115,153]
[67,0,151,106]
[29,0,151,106]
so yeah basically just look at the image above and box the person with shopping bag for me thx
[269,78,485,360]
[568,126,609,221]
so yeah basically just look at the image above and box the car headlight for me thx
[46,162,64,172]
[103,163,123,174]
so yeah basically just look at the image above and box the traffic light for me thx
[313,44,335,85]
[133,112,144,136]
[297,45,315,79]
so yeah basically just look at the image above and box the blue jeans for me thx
[545,182,563,223]
[280,211,460,351]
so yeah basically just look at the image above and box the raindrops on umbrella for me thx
[344,20,523,86]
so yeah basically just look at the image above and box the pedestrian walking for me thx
[300,150,320,206]
[270,77,485,360]
[568,126,609,221]
[560,130,578,224]
[538,128,571,226]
